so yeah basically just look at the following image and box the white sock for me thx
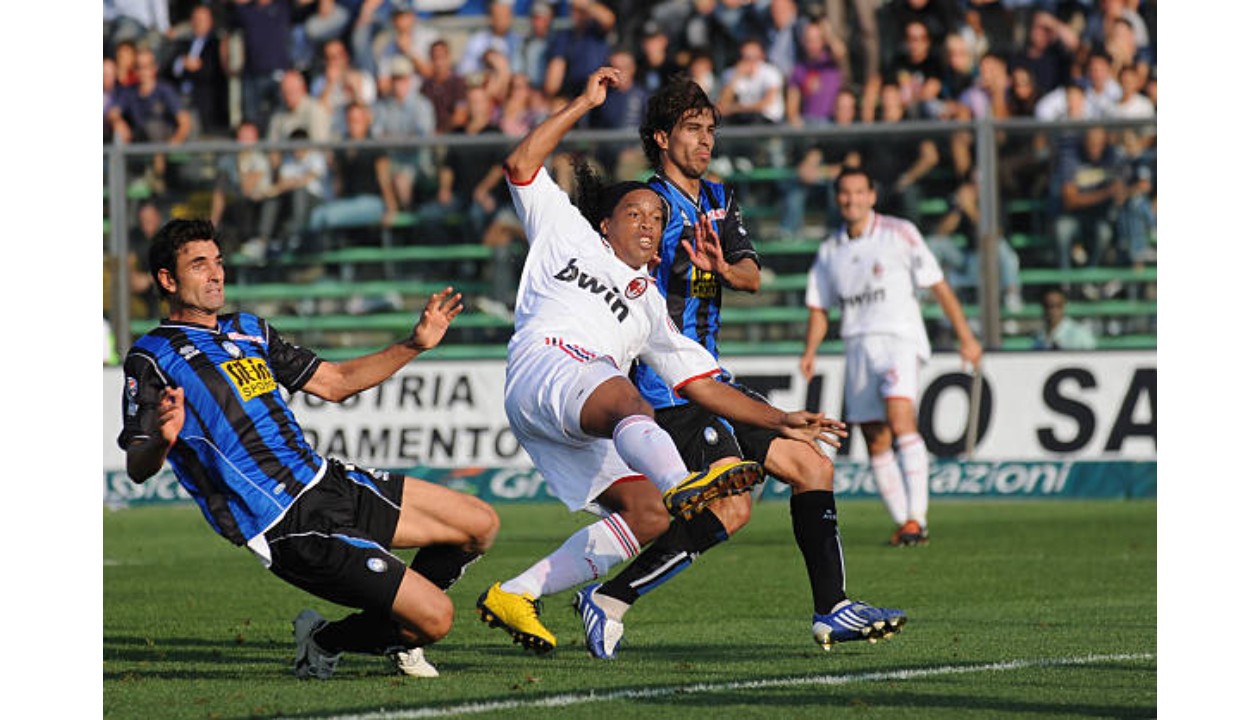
[870,449,909,525]
[612,414,690,494]
[501,513,641,598]
[897,432,930,526]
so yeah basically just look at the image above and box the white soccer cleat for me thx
[391,646,439,678]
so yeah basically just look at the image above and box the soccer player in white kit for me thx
[800,167,982,546]
[476,67,848,654]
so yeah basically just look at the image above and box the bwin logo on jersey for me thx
[840,288,886,308]
[554,258,629,322]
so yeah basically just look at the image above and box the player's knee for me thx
[467,499,500,553]
[402,594,454,644]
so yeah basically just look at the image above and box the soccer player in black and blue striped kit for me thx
[118,218,498,679]
[572,77,906,658]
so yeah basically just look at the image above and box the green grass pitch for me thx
[104,498,1155,719]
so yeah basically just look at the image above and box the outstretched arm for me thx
[503,67,620,183]
[678,378,847,456]
[302,288,463,402]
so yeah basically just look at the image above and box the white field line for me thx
[299,652,1154,720]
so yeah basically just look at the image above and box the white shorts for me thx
[843,334,924,424]
[504,341,637,512]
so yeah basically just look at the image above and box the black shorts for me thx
[655,383,779,469]
[264,458,408,614]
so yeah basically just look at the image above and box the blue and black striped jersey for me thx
[633,173,760,408]
[117,313,324,546]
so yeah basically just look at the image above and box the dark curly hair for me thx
[149,218,220,297]
[638,74,720,170]
[571,156,667,233]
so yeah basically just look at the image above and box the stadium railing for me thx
[105,118,1156,361]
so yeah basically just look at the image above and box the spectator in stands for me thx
[375,2,441,86]
[498,72,546,137]
[680,0,744,72]
[1115,127,1156,271]
[925,178,1024,316]
[1032,287,1097,350]
[686,50,720,102]
[543,0,615,99]
[1012,10,1077,97]
[821,0,881,121]
[421,39,470,134]
[887,0,962,50]
[108,46,193,195]
[997,63,1048,200]
[718,37,788,167]
[311,38,377,137]
[760,0,808,80]
[717,37,786,126]
[636,20,681,95]
[1054,125,1123,273]
[307,102,401,248]
[1081,0,1149,62]
[935,32,977,119]
[1108,63,1154,122]
[1036,72,1102,122]
[1078,49,1121,118]
[269,128,331,263]
[372,56,438,211]
[521,1,556,89]
[416,84,512,245]
[884,19,945,120]
[782,86,861,237]
[113,39,140,88]
[860,82,939,226]
[105,0,172,61]
[588,46,651,179]
[458,0,524,77]
[104,58,122,144]
[296,0,352,71]
[784,17,846,128]
[350,0,393,76]
[1103,16,1151,89]
[127,200,165,320]
[266,70,334,179]
[167,4,230,138]
[210,121,277,257]
[230,0,296,130]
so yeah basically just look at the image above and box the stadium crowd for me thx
[103,0,1156,339]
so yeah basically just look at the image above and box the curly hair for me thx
[638,74,720,169]
[571,155,664,233]
[148,218,220,296]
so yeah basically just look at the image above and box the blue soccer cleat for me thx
[573,584,623,660]
[812,599,908,650]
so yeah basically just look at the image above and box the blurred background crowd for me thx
[103,0,1156,359]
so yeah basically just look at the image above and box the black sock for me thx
[408,545,481,591]
[597,509,729,605]
[314,611,406,655]
[790,490,848,615]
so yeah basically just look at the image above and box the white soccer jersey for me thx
[804,213,944,360]
[506,165,718,387]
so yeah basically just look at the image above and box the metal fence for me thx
[103,115,1156,360]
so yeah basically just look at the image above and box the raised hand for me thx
[411,287,464,352]
[679,215,727,275]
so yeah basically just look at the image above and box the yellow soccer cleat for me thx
[661,460,766,519]
[476,582,557,655]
